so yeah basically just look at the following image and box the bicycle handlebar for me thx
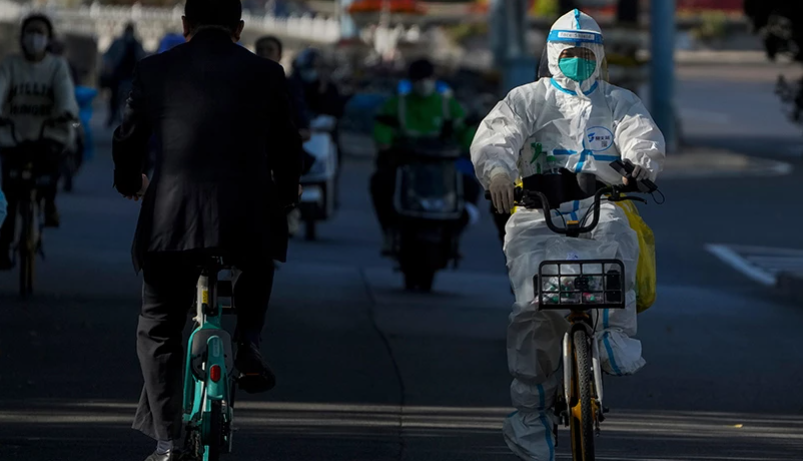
[518,186,622,235]
[0,114,76,146]
[484,160,661,236]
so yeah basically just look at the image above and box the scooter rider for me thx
[372,58,479,254]
[471,10,665,460]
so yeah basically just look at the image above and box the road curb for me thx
[776,272,803,305]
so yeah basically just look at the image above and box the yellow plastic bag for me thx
[614,200,657,313]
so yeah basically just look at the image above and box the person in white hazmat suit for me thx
[470,9,666,461]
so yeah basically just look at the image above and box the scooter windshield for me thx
[395,162,463,220]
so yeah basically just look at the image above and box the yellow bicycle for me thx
[507,175,652,461]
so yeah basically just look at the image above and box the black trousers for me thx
[133,251,275,441]
[369,166,397,232]
[107,83,119,125]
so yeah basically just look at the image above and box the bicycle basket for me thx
[535,259,625,309]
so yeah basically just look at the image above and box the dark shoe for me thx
[0,251,13,271]
[44,200,60,228]
[143,450,182,461]
[235,342,276,394]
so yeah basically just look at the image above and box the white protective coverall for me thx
[470,9,666,461]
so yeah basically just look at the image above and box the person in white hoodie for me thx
[0,13,78,269]
[471,9,665,460]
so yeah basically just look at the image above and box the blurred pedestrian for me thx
[156,33,185,54]
[255,35,315,237]
[101,22,145,127]
[291,46,347,186]
[255,36,310,140]
[291,48,346,119]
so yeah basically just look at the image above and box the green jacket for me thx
[373,92,471,151]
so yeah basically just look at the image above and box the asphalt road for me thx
[2,65,803,461]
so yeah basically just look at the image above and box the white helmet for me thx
[539,9,606,96]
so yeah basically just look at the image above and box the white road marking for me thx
[705,244,803,286]
[679,108,731,125]
[661,159,793,180]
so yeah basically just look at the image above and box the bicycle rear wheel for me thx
[204,400,223,461]
[570,329,595,461]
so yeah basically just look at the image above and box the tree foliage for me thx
[745,1,803,130]
[744,0,803,61]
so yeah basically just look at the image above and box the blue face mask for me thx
[558,57,596,82]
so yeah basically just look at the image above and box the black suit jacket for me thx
[112,29,302,271]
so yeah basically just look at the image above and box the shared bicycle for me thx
[182,256,237,461]
[491,159,661,461]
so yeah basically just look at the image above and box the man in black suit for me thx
[111,0,301,458]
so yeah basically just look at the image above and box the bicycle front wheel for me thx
[18,201,35,297]
[570,328,595,461]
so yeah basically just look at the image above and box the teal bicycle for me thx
[183,256,236,461]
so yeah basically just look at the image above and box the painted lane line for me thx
[721,245,803,257]
[705,244,776,286]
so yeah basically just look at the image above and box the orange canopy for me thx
[471,0,538,14]
[348,0,426,14]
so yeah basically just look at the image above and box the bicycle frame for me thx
[1,116,71,296]
[183,262,235,458]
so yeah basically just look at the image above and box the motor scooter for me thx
[297,115,339,240]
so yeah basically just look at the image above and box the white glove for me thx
[489,173,515,214]
[623,165,649,186]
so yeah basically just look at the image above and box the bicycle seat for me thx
[193,251,236,313]
[193,251,234,272]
